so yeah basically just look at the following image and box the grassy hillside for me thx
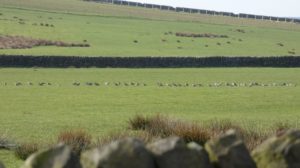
[1,1,300,56]
[1,0,300,30]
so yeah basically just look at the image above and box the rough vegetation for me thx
[129,115,211,145]
[95,131,156,148]
[0,35,90,49]
[14,143,39,160]
[128,115,274,150]
[57,130,92,156]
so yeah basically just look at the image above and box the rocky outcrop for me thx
[252,130,300,168]
[148,137,213,168]
[21,144,81,168]
[205,129,256,168]
[81,138,155,168]
[17,129,300,168]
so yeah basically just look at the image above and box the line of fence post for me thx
[92,0,299,24]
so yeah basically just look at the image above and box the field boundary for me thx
[1,55,300,67]
[85,0,300,24]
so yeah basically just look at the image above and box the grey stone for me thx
[22,144,81,168]
[252,130,300,168]
[205,129,256,168]
[148,136,213,168]
[81,138,155,168]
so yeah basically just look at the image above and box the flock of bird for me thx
[156,82,296,87]
[0,81,297,88]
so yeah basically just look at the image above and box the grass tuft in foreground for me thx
[57,129,92,156]
[128,115,212,145]
[95,131,157,148]
[14,143,39,160]
[128,115,294,150]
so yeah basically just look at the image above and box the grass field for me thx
[0,68,300,141]
[1,0,300,167]
[1,4,300,56]
[0,68,300,167]
[1,0,300,30]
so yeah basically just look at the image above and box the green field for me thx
[0,68,300,141]
[2,0,300,30]
[1,0,300,167]
[1,68,300,167]
[1,1,300,56]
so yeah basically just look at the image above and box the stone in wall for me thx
[147,136,213,168]
[205,129,257,168]
[21,144,81,168]
[252,129,300,168]
[81,138,155,168]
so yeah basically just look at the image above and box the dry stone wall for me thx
[1,129,300,168]
[1,55,300,68]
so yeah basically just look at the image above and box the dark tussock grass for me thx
[57,129,92,156]
[14,143,39,160]
[128,114,293,150]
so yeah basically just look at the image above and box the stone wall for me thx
[1,129,300,168]
[1,55,300,68]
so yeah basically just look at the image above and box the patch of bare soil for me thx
[175,32,229,38]
[0,35,90,49]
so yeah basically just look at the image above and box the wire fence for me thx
[83,0,300,24]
